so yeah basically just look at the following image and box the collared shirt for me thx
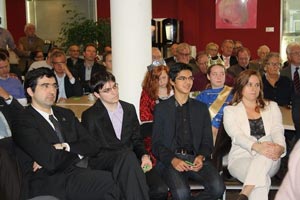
[175,99,193,150]
[55,72,75,99]
[107,102,123,140]
[291,64,300,80]
[0,27,16,49]
[84,62,94,81]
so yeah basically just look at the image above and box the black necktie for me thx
[49,115,65,143]
[294,67,300,94]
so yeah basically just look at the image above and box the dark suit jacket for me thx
[81,100,148,160]
[0,98,24,129]
[227,63,259,78]
[77,62,106,93]
[281,65,292,80]
[66,57,84,72]
[220,55,238,66]
[12,106,99,199]
[152,96,213,167]
[292,95,300,139]
[62,75,83,98]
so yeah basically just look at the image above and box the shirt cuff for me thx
[4,95,13,105]
[69,77,75,84]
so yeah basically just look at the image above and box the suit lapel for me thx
[236,102,251,136]
[28,106,61,143]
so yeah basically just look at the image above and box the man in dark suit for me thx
[12,67,122,200]
[66,44,84,72]
[220,39,238,69]
[280,42,300,95]
[81,71,167,200]
[77,43,106,93]
[152,63,225,200]
[227,47,259,78]
[51,50,83,102]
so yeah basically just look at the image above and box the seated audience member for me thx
[0,48,22,81]
[232,40,243,57]
[205,42,219,58]
[77,43,106,93]
[140,64,172,122]
[12,67,123,200]
[152,63,225,200]
[0,53,27,105]
[30,50,44,62]
[28,47,62,71]
[152,47,166,64]
[227,47,260,78]
[220,39,238,69]
[165,43,178,66]
[192,52,234,92]
[196,57,233,143]
[0,86,24,139]
[223,70,286,200]
[102,51,112,72]
[281,42,300,87]
[275,140,300,200]
[82,71,167,200]
[171,43,198,73]
[292,95,300,139]
[51,51,83,102]
[250,45,270,73]
[17,23,44,74]
[262,52,292,106]
[66,44,84,72]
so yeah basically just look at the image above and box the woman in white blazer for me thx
[223,70,286,200]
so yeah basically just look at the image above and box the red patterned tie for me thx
[294,67,300,94]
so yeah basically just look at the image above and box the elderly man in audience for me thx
[28,47,62,71]
[165,43,178,66]
[262,52,292,107]
[171,42,198,73]
[227,47,259,78]
[250,45,270,73]
[205,42,219,58]
[220,39,238,69]
[280,42,300,95]
[0,53,27,105]
[18,23,44,74]
[66,44,84,72]
[77,43,106,93]
[51,51,82,103]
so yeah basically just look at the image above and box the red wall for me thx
[6,0,281,59]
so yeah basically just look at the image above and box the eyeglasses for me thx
[100,83,119,93]
[37,83,59,89]
[266,62,281,67]
[178,52,190,57]
[52,61,66,65]
[290,51,300,56]
[176,76,194,81]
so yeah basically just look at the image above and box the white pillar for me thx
[110,0,152,120]
[0,0,7,28]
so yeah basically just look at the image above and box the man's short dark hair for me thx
[169,62,192,82]
[83,43,97,52]
[90,71,116,93]
[24,67,57,102]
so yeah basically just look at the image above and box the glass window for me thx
[281,0,300,60]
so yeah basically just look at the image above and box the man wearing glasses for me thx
[81,71,168,200]
[66,44,84,72]
[152,63,225,200]
[51,50,82,102]
[13,67,122,200]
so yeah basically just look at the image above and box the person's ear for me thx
[93,91,101,99]
[27,87,34,97]
[207,74,211,81]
